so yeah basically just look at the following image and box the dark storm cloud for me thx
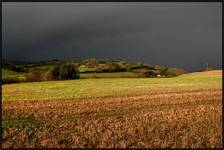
[2,2,222,71]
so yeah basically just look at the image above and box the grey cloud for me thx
[2,2,222,71]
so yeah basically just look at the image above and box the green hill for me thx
[2,59,188,84]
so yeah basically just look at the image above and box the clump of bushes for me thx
[144,70,160,77]
[27,68,53,82]
[27,67,51,82]
[3,63,26,72]
[160,68,187,77]
[2,77,23,84]
[95,64,115,72]
[95,63,126,73]
[127,64,153,72]
[132,69,160,78]
[27,64,79,82]
[83,58,99,68]
[52,64,79,80]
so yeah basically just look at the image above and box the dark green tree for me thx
[160,68,168,77]
[52,64,79,80]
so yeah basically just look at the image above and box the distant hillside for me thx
[3,58,187,73]
[2,59,188,84]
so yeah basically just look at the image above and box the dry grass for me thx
[2,90,222,148]
[2,70,222,148]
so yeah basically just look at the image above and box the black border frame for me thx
[1,0,223,2]
[1,0,223,149]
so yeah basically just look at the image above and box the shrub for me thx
[52,64,79,80]
[132,69,150,74]
[95,62,129,73]
[132,69,159,78]
[143,70,159,77]
[165,68,187,77]
[2,77,23,84]
[84,58,99,68]
[13,65,25,72]
[3,63,25,72]
[95,64,115,73]
[127,64,151,71]
[114,63,127,72]
[27,68,53,82]
[60,64,79,79]
[160,68,169,77]
[27,65,79,82]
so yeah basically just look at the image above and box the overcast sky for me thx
[2,2,222,71]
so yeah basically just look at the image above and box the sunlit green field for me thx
[2,68,27,80]
[78,66,96,73]
[80,72,136,79]
[2,70,221,101]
